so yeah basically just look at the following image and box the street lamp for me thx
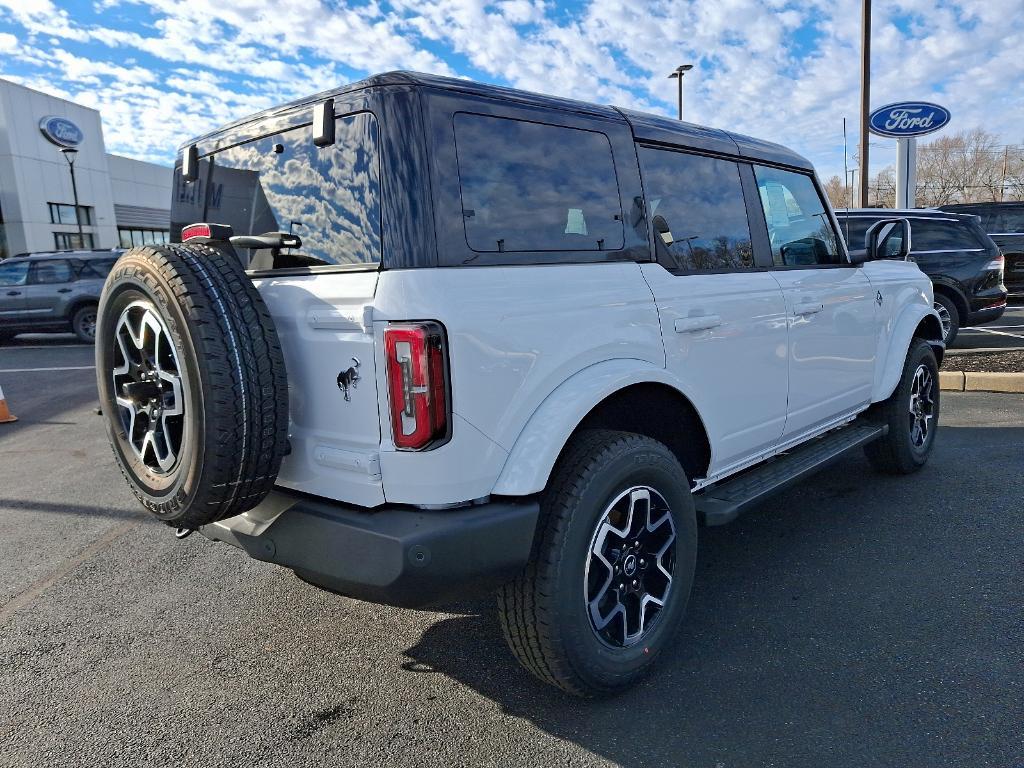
[59,147,85,248]
[668,64,694,121]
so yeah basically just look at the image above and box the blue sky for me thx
[2,0,1022,182]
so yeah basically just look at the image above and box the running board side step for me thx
[694,423,888,526]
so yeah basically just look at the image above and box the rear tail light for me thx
[384,322,450,450]
[984,255,1004,275]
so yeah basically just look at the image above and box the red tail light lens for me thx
[384,322,450,450]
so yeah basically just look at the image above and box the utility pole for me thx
[1000,146,1009,202]
[60,148,85,247]
[668,64,694,121]
[859,0,871,206]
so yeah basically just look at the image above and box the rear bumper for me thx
[199,490,539,608]
[966,302,1007,326]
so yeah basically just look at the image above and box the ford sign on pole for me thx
[38,116,84,148]
[868,102,951,139]
[868,101,951,209]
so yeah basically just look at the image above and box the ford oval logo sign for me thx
[868,102,950,138]
[38,116,84,148]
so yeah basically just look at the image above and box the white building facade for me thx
[0,78,172,259]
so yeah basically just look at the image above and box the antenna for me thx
[843,117,852,245]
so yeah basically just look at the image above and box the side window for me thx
[81,259,117,279]
[910,220,982,251]
[453,113,624,253]
[837,218,873,250]
[31,260,73,284]
[637,147,753,271]
[754,167,841,266]
[0,261,29,287]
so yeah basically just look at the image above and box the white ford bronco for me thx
[96,72,944,696]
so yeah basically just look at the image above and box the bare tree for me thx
[868,128,1024,207]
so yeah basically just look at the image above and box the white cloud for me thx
[0,0,1020,182]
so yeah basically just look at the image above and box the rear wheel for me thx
[497,429,697,696]
[933,293,960,346]
[72,303,98,343]
[864,339,939,474]
[96,244,289,529]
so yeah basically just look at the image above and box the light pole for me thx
[668,64,694,121]
[60,148,85,248]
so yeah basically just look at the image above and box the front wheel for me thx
[864,338,940,474]
[496,430,697,696]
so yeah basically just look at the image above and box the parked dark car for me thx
[0,249,123,343]
[938,202,1024,297]
[836,209,1007,344]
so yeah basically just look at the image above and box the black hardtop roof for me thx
[939,201,1024,210]
[836,208,976,221]
[183,70,813,171]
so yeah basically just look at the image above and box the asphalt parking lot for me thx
[950,301,1024,351]
[0,342,1022,768]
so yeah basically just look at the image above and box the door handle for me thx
[674,314,722,333]
[57,288,72,293]
[793,302,824,316]
[6,290,20,296]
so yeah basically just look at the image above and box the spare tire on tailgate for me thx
[95,243,289,529]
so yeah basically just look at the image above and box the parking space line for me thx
[0,366,95,373]
[0,519,139,626]
[3,344,89,350]
[961,328,1024,341]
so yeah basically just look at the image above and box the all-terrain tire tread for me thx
[496,429,675,696]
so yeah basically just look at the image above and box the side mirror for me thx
[862,218,912,262]
[652,215,674,246]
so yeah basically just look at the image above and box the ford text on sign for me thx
[38,116,84,148]
[868,102,950,138]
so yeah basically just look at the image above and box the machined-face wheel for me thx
[933,300,952,342]
[908,363,936,449]
[111,300,185,474]
[585,486,677,648]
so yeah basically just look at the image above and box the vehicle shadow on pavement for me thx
[0,498,140,521]
[401,429,1023,768]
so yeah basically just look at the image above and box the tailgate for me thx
[253,270,384,507]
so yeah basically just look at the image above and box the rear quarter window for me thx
[910,220,984,251]
[453,113,624,254]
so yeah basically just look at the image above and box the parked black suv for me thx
[0,249,123,343]
[836,209,1006,344]
[938,202,1024,297]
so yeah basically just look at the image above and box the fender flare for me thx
[491,359,704,496]
[873,303,944,402]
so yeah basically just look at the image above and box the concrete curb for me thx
[939,370,1024,393]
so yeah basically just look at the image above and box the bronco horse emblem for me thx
[336,357,361,401]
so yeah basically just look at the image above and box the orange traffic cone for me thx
[0,384,17,423]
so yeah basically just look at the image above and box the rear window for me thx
[171,112,381,268]
[453,113,623,253]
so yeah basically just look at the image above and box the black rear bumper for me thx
[199,490,539,608]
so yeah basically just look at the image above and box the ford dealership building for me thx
[0,78,172,259]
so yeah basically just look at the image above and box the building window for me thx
[48,203,93,226]
[54,232,95,249]
[117,228,169,248]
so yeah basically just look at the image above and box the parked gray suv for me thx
[0,249,122,343]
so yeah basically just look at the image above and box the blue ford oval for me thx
[869,102,950,138]
[38,115,84,148]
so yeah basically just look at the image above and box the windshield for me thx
[171,112,382,268]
